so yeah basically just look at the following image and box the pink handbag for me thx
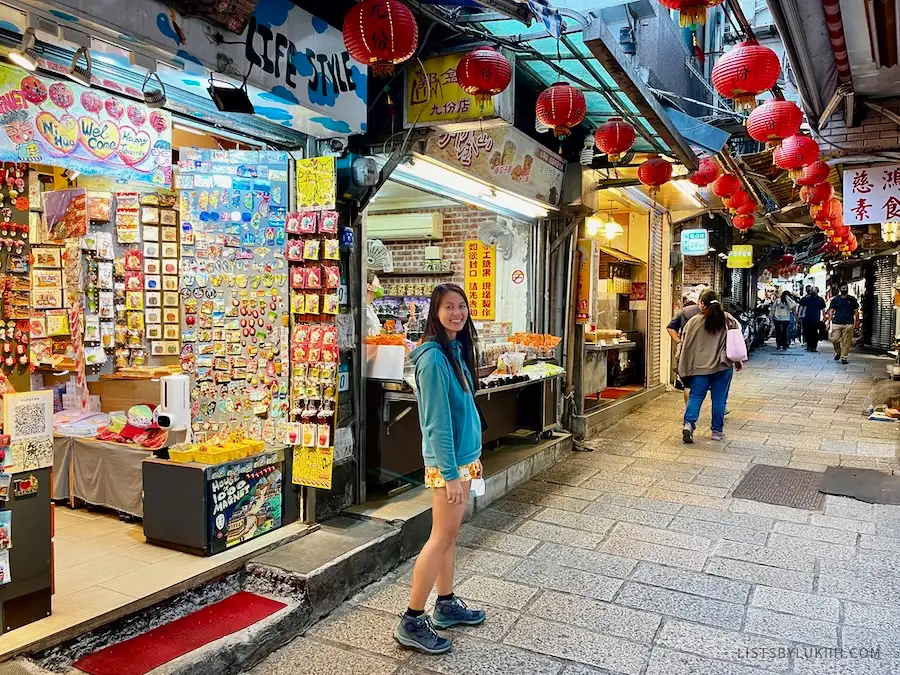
[725,319,748,363]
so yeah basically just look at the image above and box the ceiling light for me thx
[142,70,166,108]
[585,216,603,237]
[67,46,92,86]
[603,221,624,239]
[8,28,38,71]
[673,178,703,209]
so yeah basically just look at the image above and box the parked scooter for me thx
[753,303,773,349]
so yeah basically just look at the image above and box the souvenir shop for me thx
[362,125,566,491]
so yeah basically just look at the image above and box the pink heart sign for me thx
[78,117,120,160]
[117,126,152,166]
[35,112,77,155]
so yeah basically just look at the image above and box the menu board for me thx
[176,150,290,443]
[464,240,496,321]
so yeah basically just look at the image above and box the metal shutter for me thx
[648,212,664,386]
[872,255,895,350]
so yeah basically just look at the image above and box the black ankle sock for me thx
[437,593,454,602]
[405,607,425,618]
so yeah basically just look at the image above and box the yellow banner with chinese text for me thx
[464,240,496,321]
[406,53,495,125]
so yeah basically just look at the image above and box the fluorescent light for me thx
[173,123,209,137]
[8,28,38,71]
[673,178,703,208]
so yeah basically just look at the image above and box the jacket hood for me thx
[409,338,461,366]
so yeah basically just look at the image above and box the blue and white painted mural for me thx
[1,0,368,138]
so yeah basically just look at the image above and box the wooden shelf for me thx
[378,270,454,277]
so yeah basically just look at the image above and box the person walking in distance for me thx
[826,284,860,364]
[394,284,486,655]
[797,285,812,343]
[799,287,827,352]
[678,289,743,443]
[772,290,797,351]
[666,287,703,405]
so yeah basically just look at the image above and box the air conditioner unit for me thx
[367,212,443,241]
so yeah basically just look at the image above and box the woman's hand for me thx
[445,478,466,505]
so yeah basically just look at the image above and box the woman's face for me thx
[437,291,469,335]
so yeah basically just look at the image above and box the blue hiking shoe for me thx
[394,614,452,654]
[432,596,486,629]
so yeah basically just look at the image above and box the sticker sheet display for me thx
[177,150,290,443]
[0,164,34,372]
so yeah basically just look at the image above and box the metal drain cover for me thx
[732,464,826,511]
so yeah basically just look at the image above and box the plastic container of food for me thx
[168,447,195,463]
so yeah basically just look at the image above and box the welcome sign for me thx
[0,64,172,186]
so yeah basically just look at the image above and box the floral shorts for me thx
[424,460,483,488]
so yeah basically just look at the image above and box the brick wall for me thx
[370,205,496,287]
[818,100,900,154]
[683,255,716,286]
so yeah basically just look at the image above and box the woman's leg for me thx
[435,490,470,596]
[683,374,711,429]
[709,368,734,432]
[409,485,470,611]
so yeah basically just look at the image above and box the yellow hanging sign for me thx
[406,53,496,125]
[727,244,754,269]
[292,446,335,489]
[464,240,496,321]
[296,156,336,211]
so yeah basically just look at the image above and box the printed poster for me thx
[293,446,334,489]
[464,240,496,321]
[0,63,172,186]
[296,156,336,211]
[209,459,283,554]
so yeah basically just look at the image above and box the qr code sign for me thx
[3,391,52,443]
[13,402,49,440]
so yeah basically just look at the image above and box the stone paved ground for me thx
[251,343,900,675]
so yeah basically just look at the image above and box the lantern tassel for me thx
[679,8,708,27]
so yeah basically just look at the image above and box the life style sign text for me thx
[0,63,172,186]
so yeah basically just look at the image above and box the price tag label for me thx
[338,363,350,392]
[338,284,348,306]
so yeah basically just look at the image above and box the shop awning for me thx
[597,245,643,265]
[661,106,730,155]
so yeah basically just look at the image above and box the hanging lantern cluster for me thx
[773,134,820,181]
[723,189,750,212]
[796,160,830,186]
[732,213,754,231]
[536,82,587,139]
[812,197,842,226]
[343,0,419,77]
[712,39,780,110]
[656,0,721,28]
[711,173,741,199]
[456,47,512,104]
[745,99,803,149]
[637,156,673,195]
[594,117,636,163]
[689,157,720,187]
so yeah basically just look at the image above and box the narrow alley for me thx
[251,345,899,675]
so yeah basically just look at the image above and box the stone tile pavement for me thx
[250,344,900,674]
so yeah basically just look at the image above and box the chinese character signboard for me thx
[0,63,172,186]
[681,229,709,256]
[464,240,496,320]
[424,126,564,208]
[843,164,900,225]
[727,245,753,269]
[405,52,514,130]
[575,239,594,324]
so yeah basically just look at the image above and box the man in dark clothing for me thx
[825,284,860,364]
[667,288,704,404]
[799,287,826,352]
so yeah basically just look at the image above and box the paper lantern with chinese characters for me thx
[723,189,750,212]
[343,0,419,76]
[736,199,758,216]
[812,197,842,225]
[711,39,781,110]
[711,173,741,199]
[745,99,803,148]
[733,214,754,231]
[690,157,720,187]
[637,156,673,193]
[805,181,834,206]
[796,160,830,187]
[780,253,794,266]
[774,134,819,180]
[456,47,512,103]
[656,0,719,27]
[594,118,636,162]
[536,83,587,140]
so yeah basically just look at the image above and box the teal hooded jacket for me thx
[409,339,482,481]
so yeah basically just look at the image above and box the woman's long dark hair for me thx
[699,288,726,334]
[422,283,480,391]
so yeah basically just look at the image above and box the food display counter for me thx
[366,373,561,490]
[582,341,638,397]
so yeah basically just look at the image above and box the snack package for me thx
[303,239,320,261]
[299,212,318,234]
[323,238,339,260]
[324,265,340,289]
[319,211,338,234]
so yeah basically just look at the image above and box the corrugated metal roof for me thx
[598,245,643,264]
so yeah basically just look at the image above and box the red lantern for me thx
[689,157,720,187]
[712,40,781,110]
[637,156,673,192]
[343,0,419,77]
[594,118,636,162]
[745,99,803,148]
[536,83,587,139]
[812,197,842,225]
[774,134,819,180]
[723,189,750,212]
[456,47,512,103]
[711,173,741,199]
[806,182,834,206]
[736,199,758,216]
[656,0,717,27]
[733,213,754,231]
[796,160,830,186]
[848,236,859,252]
[780,253,794,266]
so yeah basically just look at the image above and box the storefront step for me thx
[571,384,667,439]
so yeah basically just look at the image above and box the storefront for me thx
[361,124,565,491]
[0,0,367,654]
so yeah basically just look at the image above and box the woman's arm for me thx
[416,364,459,481]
